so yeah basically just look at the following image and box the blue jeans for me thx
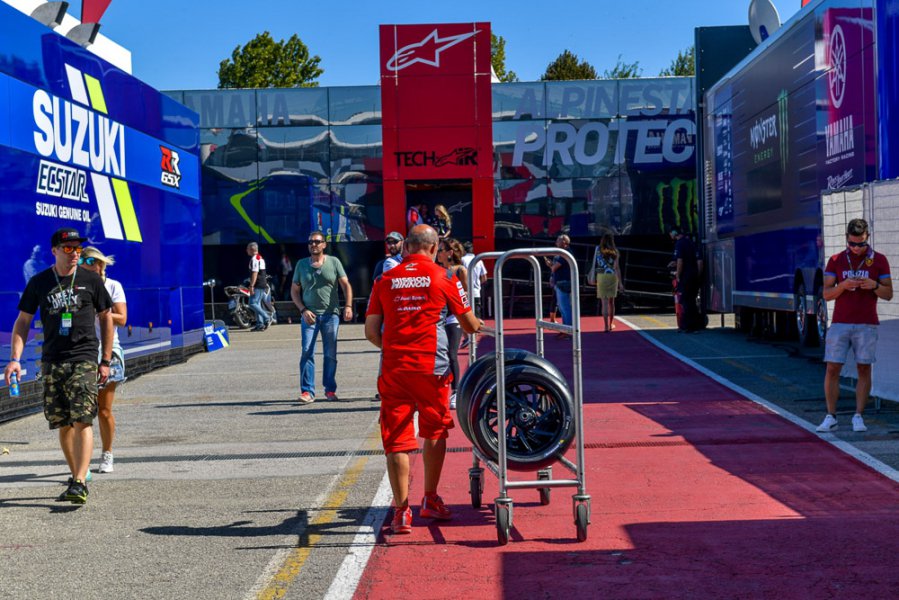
[249,288,271,327]
[300,313,339,396]
[554,285,572,326]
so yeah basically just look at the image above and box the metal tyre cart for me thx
[466,248,590,544]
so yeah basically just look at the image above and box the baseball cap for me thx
[51,227,87,246]
[386,231,404,242]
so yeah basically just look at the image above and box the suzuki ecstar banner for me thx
[0,2,203,388]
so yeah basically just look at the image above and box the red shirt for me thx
[825,249,891,325]
[368,256,471,375]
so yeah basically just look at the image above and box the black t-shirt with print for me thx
[18,266,113,363]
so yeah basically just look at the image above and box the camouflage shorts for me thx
[42,361,98,430]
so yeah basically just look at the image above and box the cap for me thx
[386,231,404,242]
[51,227,87,246]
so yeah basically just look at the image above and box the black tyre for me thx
[232,302,254,329]
[796,283,826,347]
[456,350,567,443]
[496,504,511,545]
[469,364,575,472]
[575,503,589,542]
[469,473,482,509]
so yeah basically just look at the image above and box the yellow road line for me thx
[640,315,670,328]
[257,430,383,600]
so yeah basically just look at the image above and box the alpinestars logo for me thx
[160,146,181,189]
[386,29,479,71]
[828,24,847,109]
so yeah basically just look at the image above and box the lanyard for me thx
[845,248,872,273]
[52,265,78,312]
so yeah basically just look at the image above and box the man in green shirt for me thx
[291,231,354,404]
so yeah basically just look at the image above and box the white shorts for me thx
[824,323,878,365]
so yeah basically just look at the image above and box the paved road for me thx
[1,316,897,599]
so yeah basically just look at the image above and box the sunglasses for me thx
[79,257,101,266]
[59,245,82,254]
[308,240,325,245]
[847,241,868,248]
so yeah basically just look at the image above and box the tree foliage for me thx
[218,32,323,89]
[491,33,519,82]
[603,55,642,79]
[541,50,597,81]
[659,46,695,77]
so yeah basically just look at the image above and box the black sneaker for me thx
[56,477,74,502]
[65,480,89,504]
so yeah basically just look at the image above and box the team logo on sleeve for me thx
[160,146,181,189]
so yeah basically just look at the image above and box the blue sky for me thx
[65,0,802,90]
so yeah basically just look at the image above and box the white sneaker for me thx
[98,451,114,473]
[816,414,838,432]
[852,414,867,432]
[449,393,457,410]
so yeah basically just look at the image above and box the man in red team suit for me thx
[365,225,481,535]
[817,218,892,433]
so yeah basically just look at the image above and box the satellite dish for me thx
[748,0,782,45]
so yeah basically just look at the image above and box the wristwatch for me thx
[100,358,111,367]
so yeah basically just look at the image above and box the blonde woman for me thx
[432,204,452,239]
[80,247,127,473]
[593,233,623,332]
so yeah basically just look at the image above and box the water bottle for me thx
[9,372,19,397]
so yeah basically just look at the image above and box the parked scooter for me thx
[224,275,277,329]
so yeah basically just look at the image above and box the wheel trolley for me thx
[465,248,590,545]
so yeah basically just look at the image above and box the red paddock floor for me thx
[354,317,899,599]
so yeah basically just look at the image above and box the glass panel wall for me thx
[491,78,696,239]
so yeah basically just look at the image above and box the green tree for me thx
[541,50,597,81]
[491,33,519,82]
[603,55,642,79]
[659,46,695,77]
[218,32,323,89]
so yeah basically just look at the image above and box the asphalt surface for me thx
[1,314,897,599]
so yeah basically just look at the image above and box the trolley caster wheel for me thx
[469,474,483,509]
[537,469,551,505]
[496,503,511,545]
[575,503,589,542]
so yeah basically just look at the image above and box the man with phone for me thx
[4,227,113,504]
[817,218,893,433]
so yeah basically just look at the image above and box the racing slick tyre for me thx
[468,364,575,472]
[456,350,566,443]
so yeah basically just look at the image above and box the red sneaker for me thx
[391,505,412,534]
[420,494,452,520]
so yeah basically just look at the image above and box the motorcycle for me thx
[224,275,277,329]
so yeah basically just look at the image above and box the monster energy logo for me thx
[657,177,697,234]
[777,89,789,173]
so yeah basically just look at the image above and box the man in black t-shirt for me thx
[4,227,113,505]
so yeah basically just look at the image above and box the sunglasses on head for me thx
[59,245,82,254]
[847,241,868,248]
[79,256,101,266]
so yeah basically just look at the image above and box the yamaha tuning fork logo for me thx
[828,24,847,109]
